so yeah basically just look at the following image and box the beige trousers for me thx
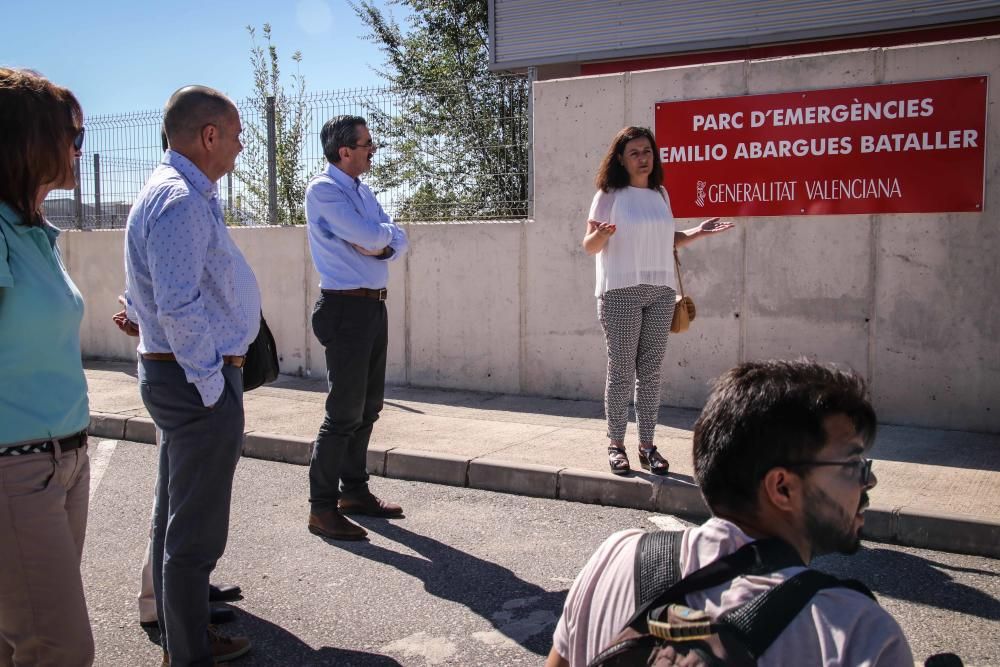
[0,444,94,667]
[137,434,158,624]
[137,516,156,623]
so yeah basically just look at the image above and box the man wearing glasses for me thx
[305,115,409,541]
[546,359,913,667]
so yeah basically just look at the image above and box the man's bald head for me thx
[162,85,237,146]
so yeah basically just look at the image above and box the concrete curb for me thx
[88,412,129,440]
[468,458,562,499]
[88,414,1000,559]
[124,417,156,444]
[560,468,658,511]
[386,448,470,487]
[244,432,313,466]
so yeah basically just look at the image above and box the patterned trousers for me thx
[598,284,676,443]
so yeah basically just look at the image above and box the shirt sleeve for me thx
[381,219,409,262]
[0,230,12,287]
[844,602,914,667]
[552,529,644,664]
[307,179,395,250]
[589,190,614,223]
[145,195,224,407]
[659,186,674,218]
[771,588,915,667]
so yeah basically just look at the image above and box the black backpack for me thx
[588,531,876,667]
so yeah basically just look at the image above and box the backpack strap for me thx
[634,530,684,610]
[626,536,805,632]
[721,569,876,658]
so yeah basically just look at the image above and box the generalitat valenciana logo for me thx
[695,180,707,207]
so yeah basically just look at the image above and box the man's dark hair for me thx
[693,360,877,514]
[595,126,664,192]
[321,115,366,163]
[162,86,235,146]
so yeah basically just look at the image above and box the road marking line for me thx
[648,514,693,531]
[89,439,118,500]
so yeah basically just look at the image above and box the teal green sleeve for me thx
[0,230,12,287]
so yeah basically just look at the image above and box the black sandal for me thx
[638,446,670,476]
[608,446,630,475]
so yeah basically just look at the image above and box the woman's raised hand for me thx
[698,217,734,234]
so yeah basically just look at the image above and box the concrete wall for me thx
[62,36,999,433]
[525,37,1000,433]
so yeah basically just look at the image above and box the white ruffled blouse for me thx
[589,186,676,297]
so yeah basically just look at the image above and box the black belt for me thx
[322,287,387,301]
[0,431,88,458]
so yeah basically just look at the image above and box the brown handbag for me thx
[671,248,696,334]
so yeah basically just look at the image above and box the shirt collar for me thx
[163,150,218,199]
[325,162,361,191]
[0,201,61,240]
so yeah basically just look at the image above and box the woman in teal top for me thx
[0,68,94,666]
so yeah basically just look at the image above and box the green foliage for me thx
[352,0,529,221]
[235,24,311,225]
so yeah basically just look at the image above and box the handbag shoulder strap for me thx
[673,248,685,298]
[656,187,685,297]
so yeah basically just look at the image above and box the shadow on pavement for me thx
[814,546,1000,621]
[139,610,402,666]
[227,609,403,667]
[330,518,565,656]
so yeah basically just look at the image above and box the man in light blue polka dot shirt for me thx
[124,86,257,666]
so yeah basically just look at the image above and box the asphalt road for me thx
[83,440,999,666]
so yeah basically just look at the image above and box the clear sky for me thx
[2,0,405,117]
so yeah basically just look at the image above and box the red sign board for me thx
[654,77,987,217]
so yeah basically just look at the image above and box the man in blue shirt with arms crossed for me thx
[306,115,408,541]
[125,86,259,666]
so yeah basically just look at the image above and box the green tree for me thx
[351,0,529,221]
[234,23,311,225]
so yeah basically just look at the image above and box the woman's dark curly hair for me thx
[595,126,663,192]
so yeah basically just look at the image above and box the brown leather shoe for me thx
[308,509,368,540]
[208,625,251,662]
[338,491,404,518]
[161,625,249,665]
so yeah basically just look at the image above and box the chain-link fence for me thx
[45,76,531,229]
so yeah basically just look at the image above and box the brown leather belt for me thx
[142,352,246,368]
[0,431,88,457]
[322,287,388,301]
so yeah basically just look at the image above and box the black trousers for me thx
[308,292,387,512]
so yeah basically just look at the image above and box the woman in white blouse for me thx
[584,126,733,476]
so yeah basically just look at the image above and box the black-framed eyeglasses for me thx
[350,140,377,152]
[73,128,85,151]
[781,458,873,486]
